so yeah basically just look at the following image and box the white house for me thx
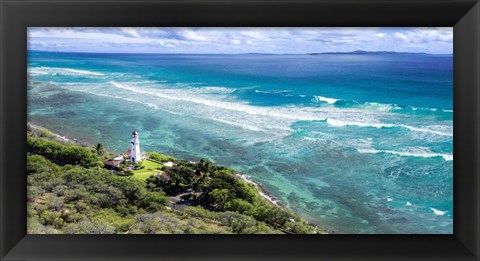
[164,161,174,167]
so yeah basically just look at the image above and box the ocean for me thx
[27,51,453,234]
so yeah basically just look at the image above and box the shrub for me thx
[63,220,115,234]
[146,152,175,162]
[27,136,103,168]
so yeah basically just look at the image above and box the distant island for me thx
[307,50,430,55]
[27,123,322,234]
[241,50,445,55]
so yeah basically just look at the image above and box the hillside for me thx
[27,124,321,234]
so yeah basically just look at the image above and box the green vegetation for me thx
[145,159,318,233]
[131,159,163,180]
[27,135,104,168]
[146,151,175,162]
[27,154,170,233]
[27,127,321,234]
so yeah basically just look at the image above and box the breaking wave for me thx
[195,86,237,93]
[312,95,339,104]
[325,118,452,137]
[28,67,104,76]
[311,94,452,115]
[356,148,452,161]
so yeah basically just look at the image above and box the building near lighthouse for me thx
[130,130,142,163]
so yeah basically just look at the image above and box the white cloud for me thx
[230,39,241,45]
[393,28,452,44]
[27,27,453,54]
[393,32,410,42]
[120,27,141,38]
[178,29,209,41]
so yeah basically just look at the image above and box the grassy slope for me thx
[132,160,163,181]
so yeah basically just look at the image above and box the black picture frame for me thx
[1,0,479,260]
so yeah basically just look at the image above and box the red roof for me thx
[104,159,122,167]
[155,173,171,181]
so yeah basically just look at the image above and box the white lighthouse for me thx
[130,130,142,163]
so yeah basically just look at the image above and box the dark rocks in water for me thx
[287,192,302,205]
[387,216,408,224]
[305,201,320,210]
[55,111,76,118]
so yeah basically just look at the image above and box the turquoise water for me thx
[28,51,453,234]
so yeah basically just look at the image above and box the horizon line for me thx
[28,49,453,56]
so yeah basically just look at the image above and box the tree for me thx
[95,143,105,156]
[197,159,212,175]
[27,136,103,168]
[208,189,230,209]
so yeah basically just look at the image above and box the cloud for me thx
[392,28,452,44]
[120,27,141,38]
[230,39,241,45]
[393,32,410,42]
[27,27,453,54]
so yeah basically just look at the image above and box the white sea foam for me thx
[255,89,294,97]
[309,93,451,116]
[326,118,394,128]
[237,174,280,206]
[237,174,258,186]
[196,86,236,93]
[313,95,339,104]
[74,81,452,143]
[63,68,104,76]
[109,81,330,122]
[365,103,452,114]
[29,67,104,76]
[406,201,412,206]
[400,125,453,137]
[356,148,453,161]
[365,102,402,112]
[211,118,263,132]
[107,81,328,135]
[411,106,438,112]
[326,118,452,137]
[65,86,190,116]
[28,69,50,76]
[430,207,447,216]
[258,191,281,206]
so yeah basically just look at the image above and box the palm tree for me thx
[198,159,212,175]
[95,143,105,156]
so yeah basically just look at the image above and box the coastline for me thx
[27,121,328,234]
[27,122,74,144]
[236,174,282,207]
[28,121,287,209]
[236,173,333,234]
[27,121,96,148]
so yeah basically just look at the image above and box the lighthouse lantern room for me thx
[130,130,142,163]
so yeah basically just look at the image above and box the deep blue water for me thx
[28,51,453,234]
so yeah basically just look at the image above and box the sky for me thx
[28,27,453,54]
